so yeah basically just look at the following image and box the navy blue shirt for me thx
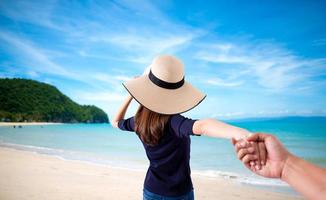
[118,114,197,197]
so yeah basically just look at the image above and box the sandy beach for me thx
[0,122,63,126]
[0,147,302,200]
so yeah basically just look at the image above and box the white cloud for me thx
[210,109,326,120]
[27,70,39,78]
[0,31,73,78]
[87,33,197,64]
[77,91,126,102]
[114,75,131,82]
[211,111,246,118]
[0,31,132,90]
[0,0,62,31]
[0,0,202,65]
[205,78,243,87]
[91,73,132,88]
[196,41,326,91]
[101,34,194,52]
[1,0,325,119]
[312,38,326,46]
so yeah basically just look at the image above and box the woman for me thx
[112,55,262,200]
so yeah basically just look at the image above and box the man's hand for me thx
[233,133,291,178]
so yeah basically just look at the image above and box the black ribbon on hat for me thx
[149,70,184,90]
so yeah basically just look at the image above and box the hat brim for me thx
[123,76,206,115]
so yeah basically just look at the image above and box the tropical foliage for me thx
[0,78,109,123]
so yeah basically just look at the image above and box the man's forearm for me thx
[281,154,326,200]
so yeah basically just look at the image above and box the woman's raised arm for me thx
[112,95,133,128]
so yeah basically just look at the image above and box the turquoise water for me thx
[0,117,325,190]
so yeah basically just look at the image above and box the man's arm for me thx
[234,133,326,200]
[282,154,326,200]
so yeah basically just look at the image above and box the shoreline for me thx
[0,122,64,126]
[0,142,289,189]
[0,146,302,200]
[0,141,298,195]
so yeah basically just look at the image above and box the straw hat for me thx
[123,55,206,114]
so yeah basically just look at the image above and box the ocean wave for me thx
[0,142,147,170]
[192,169,287,187]
[0,142,288,188]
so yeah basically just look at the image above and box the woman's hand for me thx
[232,138,267,170]
[233,133,326,200]
[233,133,290,178]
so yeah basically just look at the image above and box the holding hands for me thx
[232,136,267,171]
[232,133,289,178]
[232,133,326,200]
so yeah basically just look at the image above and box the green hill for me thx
[0,78,109,123]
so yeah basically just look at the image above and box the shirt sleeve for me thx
[170,114,198,138]
[117,117,135,132]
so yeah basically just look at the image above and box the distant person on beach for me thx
[112,55,265,200]
[232,133,326,200]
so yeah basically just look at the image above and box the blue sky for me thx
[0,0,325,119]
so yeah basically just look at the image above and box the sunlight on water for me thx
[1,117,325,191]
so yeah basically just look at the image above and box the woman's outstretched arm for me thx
[193,119,251,140]
[112,95,133,128]
[193,119,266,169]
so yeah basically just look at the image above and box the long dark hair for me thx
[135,105,170,146]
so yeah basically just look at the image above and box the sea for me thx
[0,116,325,195]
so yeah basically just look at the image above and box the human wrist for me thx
[235,129,252,141]
[126,95,133,101]
[280,153,296,182]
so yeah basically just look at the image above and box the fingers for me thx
[246,133,268,142]
[237,147,255,160]
[234,139,261,170]
[258,142,267,165]
[252,141,261,170]
[231,138,237,145]
[234,139,250,153]
[244,162,252,170]
[242,154,258,164]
